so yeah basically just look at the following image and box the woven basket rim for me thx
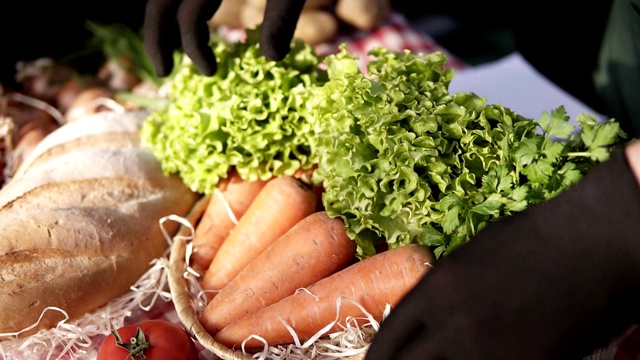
[167,196,368,360]
[168,196,252,360]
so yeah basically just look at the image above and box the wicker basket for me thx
[167,197,368,360]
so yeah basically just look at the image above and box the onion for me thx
[97,57,141,92]
[9,115,59,176]
[0,93,59,181]
[54,77,93,114]
[64,87,118,123]
[15,58,76,103]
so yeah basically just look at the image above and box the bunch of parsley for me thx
[310,45,628,259]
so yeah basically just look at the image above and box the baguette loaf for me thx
[0,110,199,335]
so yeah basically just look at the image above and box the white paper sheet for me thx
[448,52,606,124]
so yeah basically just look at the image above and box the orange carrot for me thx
[292,165,325,212]
[213,244,435,349]
[190,169,267,275]
[199,211,357,334]
[292,165,316,184]
[201,176,318,292]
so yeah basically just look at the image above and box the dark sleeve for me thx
[509,0,614,116]
[593,0,640,138]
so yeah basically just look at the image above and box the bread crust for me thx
[0,111,199,335]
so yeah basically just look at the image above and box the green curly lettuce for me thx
[310,45,627,259]
[140,28,328,194]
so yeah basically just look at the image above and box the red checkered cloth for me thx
[217,11,467,71]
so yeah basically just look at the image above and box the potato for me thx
[242,6,338,45]
[240,2,264,30]
[335,0,390,30]
[293,10,339,45]
[304,0,335,9]
[246,0,334,11]
[209,0,246,27]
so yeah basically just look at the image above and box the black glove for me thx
[365,149,640,360]
[143,0,306,77]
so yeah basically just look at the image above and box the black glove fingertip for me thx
[143,0,181,78]
[194,55,217,77]
[260,31,291,62]
[260,0,306,61]
[145,44,175,78]
[177,0,221,76]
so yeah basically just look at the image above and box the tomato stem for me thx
[112,327,150,360]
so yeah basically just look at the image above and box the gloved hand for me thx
[143,0,306,77]
[365,147,640,360]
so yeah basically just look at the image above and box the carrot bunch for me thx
[190,169,436,351]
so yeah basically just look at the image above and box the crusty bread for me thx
[0,110,199,335]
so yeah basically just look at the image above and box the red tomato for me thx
[97,320,199,360]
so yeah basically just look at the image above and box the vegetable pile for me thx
[1,18,630,359]
[310,45,627,258]
[142,34,627,259]
[139,30,627,354]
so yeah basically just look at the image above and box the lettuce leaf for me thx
[140,28,327,194]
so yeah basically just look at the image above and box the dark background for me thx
[0,1,147,81]
[0,0,615,115]
[393,0,614,115]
